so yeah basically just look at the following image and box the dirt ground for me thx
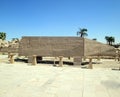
[0,55,120,97]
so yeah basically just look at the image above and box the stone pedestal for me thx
[115,57,117,61]
[115,50,118,61]
[59,56,63,67]
[53,57,56,66]
[83,56,86,61]
[74,56,82,65]
[88,58,93,69]
[28,56,32,63]
[10,54,14,64]
[28,56,43,63]
[8,52,10,58]
[118,50,120,61]
[32,55,37,65]
[118,57,120,61]
[97,56,101,61]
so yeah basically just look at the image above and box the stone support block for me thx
[9,54,15,64]
[59,56,63,67]
[32,55,37,65]
[88,58,93,69]
[74,56,82,65]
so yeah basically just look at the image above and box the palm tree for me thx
[105,36,115,45]
[0,32,6,40]
[77,28,88,37]
[105,36,109,44]
[109,36,115,45]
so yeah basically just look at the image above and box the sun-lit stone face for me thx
[84,38,115,56]
[19,37,84,57]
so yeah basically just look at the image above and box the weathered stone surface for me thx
[19,37,116,58]
[84,38,115,56]
[19,37,84,57]
[0,47,18,53]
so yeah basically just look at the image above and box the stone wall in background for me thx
[0,39,19,53]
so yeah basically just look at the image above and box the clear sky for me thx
[0,0,120,43]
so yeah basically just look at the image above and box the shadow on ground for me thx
[15,58,102,66]
[14,58,74,65]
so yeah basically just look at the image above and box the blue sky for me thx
[0,0,120,43]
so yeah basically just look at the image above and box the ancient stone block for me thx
[74,56,82,65]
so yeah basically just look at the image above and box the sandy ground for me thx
[0,55,120,97]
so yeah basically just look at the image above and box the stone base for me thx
[59,56,63,67]
[28,56,32,63]
[28,56,42,63]
[74,56,82,65]
[88,58,93,69]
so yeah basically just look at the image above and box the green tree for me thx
[0,32,6,40]
[105,36,115,45]
[77,28,88,37]
[105,36,109,44]
[109,36,115,45]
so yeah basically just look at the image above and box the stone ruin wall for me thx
[0,39,19,53]
[0,36,117,65]
[19,37,84,57]
[84,38,115,56]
